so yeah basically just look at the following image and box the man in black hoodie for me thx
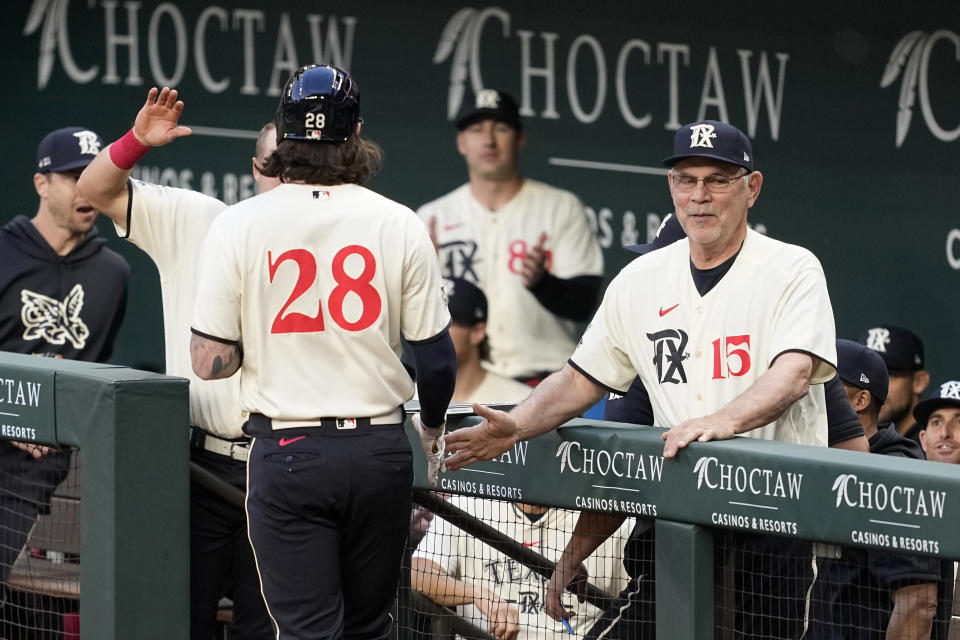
[0,126,129,588]
[806,340,951,640]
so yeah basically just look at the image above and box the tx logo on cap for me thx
[865,327,890,352]
[940,381,960,400]
[689,124,717,149]
[475,89,500,109]
[74,130,101,155]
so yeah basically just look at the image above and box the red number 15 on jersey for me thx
[268,245,382,334]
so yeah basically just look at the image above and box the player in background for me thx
[446,120,838,639]
[190,65,456,639]
[915,380,960,465]
[446,278,532,404]
[76,89,274,639]
[412,278,623,639]
[858,325,930,445]
[418,89,603,384]
[807,340,951,640]
[0,127,128,588]
[412,496,631,640]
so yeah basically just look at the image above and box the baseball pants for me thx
[245,420,413,640]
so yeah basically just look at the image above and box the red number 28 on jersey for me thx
[268,245,382,334]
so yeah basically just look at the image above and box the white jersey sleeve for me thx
[401,219,451,342]
[192,215,243,343]
[767,259,837,384]
[543,190,604,279]
[569,272,637,394]
[120,180,227,272]
[119,181,246,438]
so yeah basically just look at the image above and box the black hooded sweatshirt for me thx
[0,215,129,361]
[0,215,129,507]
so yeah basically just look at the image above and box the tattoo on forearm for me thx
[191,333,241,379]
[211,356,224,377]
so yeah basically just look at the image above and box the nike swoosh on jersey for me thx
[443,223,463,232]
[659,304,679,317]
[522,541,539,547]
[278,436,307,446]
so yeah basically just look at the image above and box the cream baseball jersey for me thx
[418,180,603,379]
[119,180,245,438]
[571,229,837,446]
[413,495,631,638]
[192,183,450,422]
[471,369,533,404]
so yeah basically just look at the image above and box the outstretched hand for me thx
[133,87,193,147]
[443,403,520,471]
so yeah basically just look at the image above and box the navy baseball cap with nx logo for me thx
[662,120,754,172]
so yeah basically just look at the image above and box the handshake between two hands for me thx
[411,414,446,486]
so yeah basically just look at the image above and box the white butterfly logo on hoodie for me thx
[20,284,89,349]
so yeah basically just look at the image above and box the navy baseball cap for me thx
[662,120,754,172]
[625,213,686,255]
[446,278,487,325]
[857,325,924,372]
[36,126,103,173]
[913,380,960,427]
[836,339,889,403]
[455,89,522,131]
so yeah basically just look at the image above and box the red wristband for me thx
[108,129,150,170]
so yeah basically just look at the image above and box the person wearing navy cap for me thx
[418,89,604,386]
[446,278,532,404]
[808,340,952,640]
[448,119,839,640]
[0,126,129,590]
[915,380,960,465]
[859,325,930,444]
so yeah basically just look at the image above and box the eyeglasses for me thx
[670,171,748,194]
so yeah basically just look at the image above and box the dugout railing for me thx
[0,352,188,639]
[407,405,960,639]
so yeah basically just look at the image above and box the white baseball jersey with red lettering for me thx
[571,229,836,446]
[120,180,246,438]
[418,180,603,379]
[192,183,450,423]
[413,495,631,638]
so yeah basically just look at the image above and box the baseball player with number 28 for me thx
[190,65,456,639]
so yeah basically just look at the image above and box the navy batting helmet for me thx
[275,65,360,143]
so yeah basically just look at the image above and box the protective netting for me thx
[0,447,80,639]
[400,490,958,640]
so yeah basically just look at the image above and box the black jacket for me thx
[0,215,129,361]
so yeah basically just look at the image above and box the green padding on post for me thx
[655,520,713,640]
[0,353,190,640]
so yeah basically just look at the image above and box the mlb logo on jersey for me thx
[313,190,332,200]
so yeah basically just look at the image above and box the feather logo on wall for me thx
[433,7,511,120]
[880,30,960,147]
